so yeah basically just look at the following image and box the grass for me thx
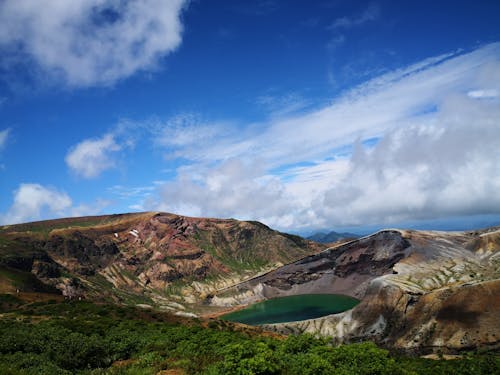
[0,266,60,294]
[198,237,270,273]
[0,213,150,238]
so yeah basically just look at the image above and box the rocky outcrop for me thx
[210,230,411,305]
[213,227,500,354]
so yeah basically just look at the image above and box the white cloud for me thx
[0,128,10,150]
[326,3,379,54]
[65,133,121,178]
[154,113,225,149]
[146,159,296,227]
[256,92,311,117]
[0,184,111,225]
[314,94,500,226]
[108,184,155,199]
[0,183,72,225]
[70,199,111,217]
[330,3,380,29]
[144,43,500,230]
[467,89,498,99]
[153,44,500,168]
[0,0,187,87]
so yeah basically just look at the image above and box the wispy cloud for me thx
[255,92,311,117]
[232,0,279,16]
[153,113,226,150]
[70,199,111,218]
[145,43,500,229]
[0,0,188,87]
[326,2,380,70]
[329,3,380,29]
[108,185,155,199]
[0,128,10,151]
[467,89,498,99]
[154,45,498,167]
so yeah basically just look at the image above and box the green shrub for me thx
[0,301,498,374]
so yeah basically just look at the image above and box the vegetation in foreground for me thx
[0,295,498,374]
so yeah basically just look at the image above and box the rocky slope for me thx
[0,212,323,312]
[210,227,500,354]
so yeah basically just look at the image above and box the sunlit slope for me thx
[0,212,322,311]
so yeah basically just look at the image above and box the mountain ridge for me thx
[0,212,323,311]
[210,226,500,353]
[1,212,499,354]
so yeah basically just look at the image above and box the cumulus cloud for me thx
[0,183,72,224]
[314,95,500,226]
[65,133,122,178]
[0,128,9,150]
[145,159,298,227]
[0,0,187,87]
[0,183,111,225]
[144,43,500,230]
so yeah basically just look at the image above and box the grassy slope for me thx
[0,213,148,235]
[0,296,498,374]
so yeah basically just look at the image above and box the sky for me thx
[0,0,499,234]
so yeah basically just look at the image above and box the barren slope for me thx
[211,227,500,353]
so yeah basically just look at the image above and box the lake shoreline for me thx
[219,294,360,325]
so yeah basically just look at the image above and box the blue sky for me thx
[0,0,499,234]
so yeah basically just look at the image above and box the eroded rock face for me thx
[212,230,411,304]
[0,212,322,305]
[38,232,120,272]
[216,227,500,354]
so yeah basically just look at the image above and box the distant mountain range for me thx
[307,230,359,243]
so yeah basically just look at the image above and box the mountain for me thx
[2,212,499,354]
[0,212,323,311]
[210,227,500,354]
[307,230,359,243]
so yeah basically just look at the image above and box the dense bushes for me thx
[0,301,498,374]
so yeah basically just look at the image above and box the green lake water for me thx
[221,294,360,325]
